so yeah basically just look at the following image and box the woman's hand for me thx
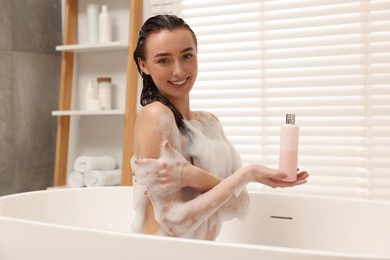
[133,140,190,195]
[246,164,309,188]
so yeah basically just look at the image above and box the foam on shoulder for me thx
[131,110,249,239]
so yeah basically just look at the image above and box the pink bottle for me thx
[279,114,299,182]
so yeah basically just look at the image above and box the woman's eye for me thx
[158,58,169,64]
[183,53,193,59]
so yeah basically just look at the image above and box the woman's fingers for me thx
[265,169,309,188]
[297,171,309,180]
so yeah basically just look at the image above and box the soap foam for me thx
[131,111,249,239]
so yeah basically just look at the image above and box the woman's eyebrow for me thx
[154,47,195,58]
[181,47,194,53]
[154,52,170,58]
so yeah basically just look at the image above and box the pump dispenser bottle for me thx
[85,79,100,111]
[278,114,299,182]
[85,79,96,101]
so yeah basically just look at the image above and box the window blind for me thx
[147,0,390,201]
[366,0,390,200]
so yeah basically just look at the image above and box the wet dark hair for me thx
[133,14,197,136]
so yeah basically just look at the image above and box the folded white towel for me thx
[84,169,121,187]
[74,156,116,173]
[68,171,85,188]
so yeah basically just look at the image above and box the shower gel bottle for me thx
[278,114,299,182]
[99,5,112,43]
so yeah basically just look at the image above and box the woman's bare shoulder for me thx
[139,102,173,118]
[133,102,179,158]
[137,102,176,127]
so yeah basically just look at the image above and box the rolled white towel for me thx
[84,169,121,187]
[68,171,85,188]
[74,156,116,173]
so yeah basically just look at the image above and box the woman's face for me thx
[139,28,198,102]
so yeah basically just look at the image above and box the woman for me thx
[131,15,309,240]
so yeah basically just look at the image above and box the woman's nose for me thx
[172,61,184,76]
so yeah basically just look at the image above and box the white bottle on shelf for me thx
[278,113,299,182]
[98,77,112,110]
[99,5,112,43]
[85,79,96,100]
[87,4,99,43]
[85,79,100,111]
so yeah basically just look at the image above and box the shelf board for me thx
[47,185,68,190]
[56,41,128,52]
[52,110,125,116]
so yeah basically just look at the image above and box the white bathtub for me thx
[0,187,389,260]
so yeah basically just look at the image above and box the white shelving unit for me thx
[52,109,125,116]
[55,41,128,52]
[53,0,142,187]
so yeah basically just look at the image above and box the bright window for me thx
[147,0,390,200]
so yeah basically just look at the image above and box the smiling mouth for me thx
[169,78,188,87]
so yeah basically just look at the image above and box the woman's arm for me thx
[136,158,308,237]
[132,102,184,234]
[132,104,309,237]
[133,140,309,236]
[133,102,180,160]
[135,140,221,194]
[135,143,309,194]
[184,166,221,193]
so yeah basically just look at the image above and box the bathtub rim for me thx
[1,187,390,260]
[1,213,388,260]
[1,186,390,207]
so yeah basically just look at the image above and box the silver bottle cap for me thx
[286,114,295,124]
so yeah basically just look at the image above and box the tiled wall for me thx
[0,0,62,195]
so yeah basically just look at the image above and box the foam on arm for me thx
[148,160,250,237]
